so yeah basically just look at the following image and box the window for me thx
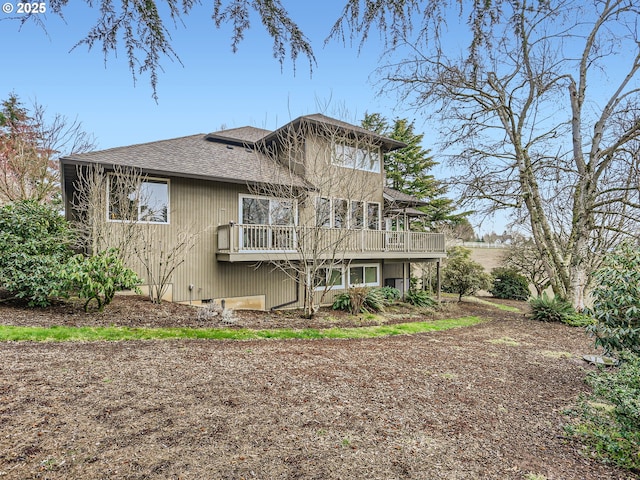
[313,267,345,290]
[333,198,348,229]
[317,197,380,229]
[332,142,381,173]
[241,196,295,225]
[316,197,331,227]
[367,202,380,230]
[350,201,364,229]
[348,264,380,287]
[240,195,296,250]
[108,176,169,223]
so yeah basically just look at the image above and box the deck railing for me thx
[217,224,445,254]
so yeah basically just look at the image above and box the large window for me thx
[349,264,380,287]
[312,263,380,290]
[241,195,295,225]
[350,201,364,229]
[332,142,381,173]
[333,198,348,229]
[240,195,296,250]
[108,176,169,223]
[313,267,345,290]
[367,202,380,230]
[316,197,380,230]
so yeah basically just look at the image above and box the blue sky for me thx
[1,2,404,148]
[0,1,510,234]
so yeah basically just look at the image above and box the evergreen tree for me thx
[361,113,471,231]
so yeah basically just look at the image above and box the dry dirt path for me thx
[0,307,637,479]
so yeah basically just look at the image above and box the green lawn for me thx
[0,316,484,342]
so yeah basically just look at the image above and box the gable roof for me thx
[260,113,407,152]
[60,114,405,189]
[61,134,309,188]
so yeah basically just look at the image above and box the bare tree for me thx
[0,94,95,205]
[501,235,551,297]
[70,164,146,260]
[134,222,206,304]
[249,118,383,317]
[351,0,640,309]
[71,164,206,303]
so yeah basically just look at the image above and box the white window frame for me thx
[107,174,170,224]
[367,202,381,230]
[239,194,297,226]
[331,141,381,173]
[348,263,381,287]
[312,266,346,291]
[316,197,381,230]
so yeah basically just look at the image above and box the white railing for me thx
[218,224,445,254]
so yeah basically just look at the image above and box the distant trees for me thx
[0,94,95,205]
[501,236,550,297]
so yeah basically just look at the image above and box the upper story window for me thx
[332,142,381,173]
[108,176,169,224]
[240,195,295,225]
[316,197,380,230]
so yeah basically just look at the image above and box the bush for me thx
[442,247,492,301]
[404,289,435,308]
[586,241,640,355]
[0,201,73,306]
[529,293,575,323]
[490,267,530,301]
[379,286,401,303]
[62,248,141,311]
[566,353,640,472]
[332,287,386,314]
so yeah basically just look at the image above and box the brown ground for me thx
[0,296,636,479]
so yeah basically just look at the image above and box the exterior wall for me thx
[166,177,298,309]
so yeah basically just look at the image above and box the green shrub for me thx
[405,289,435,308]
[566,353,640,472]
[490,267,530,301]
[332,287,386,314]
[379,286,401,303]
[0,201,73,306]
[562,313,596,328]
[442,247,492,301]
[586,241,640,355]
[529,293,575,323]
[62,248,141,311]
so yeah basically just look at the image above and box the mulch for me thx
[0,295,636,479]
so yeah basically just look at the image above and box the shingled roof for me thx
[61,134,309,188]
[383,187,428,206]
[260,113,407,152]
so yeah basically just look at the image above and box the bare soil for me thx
[0,296,636,479]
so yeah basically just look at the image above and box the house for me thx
[60,114,446,310]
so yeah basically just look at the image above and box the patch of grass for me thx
[524,474,547,480]
[487,336,521,346]
[539,350,573,359]
[468,297,522,312]
[0,316,485,342]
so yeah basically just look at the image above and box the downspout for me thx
[270,265,300,311]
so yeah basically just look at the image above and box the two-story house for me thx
[60,114,446,311]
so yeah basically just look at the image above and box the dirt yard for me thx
[0,296,636,479]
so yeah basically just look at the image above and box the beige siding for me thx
[166,178,299,308]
